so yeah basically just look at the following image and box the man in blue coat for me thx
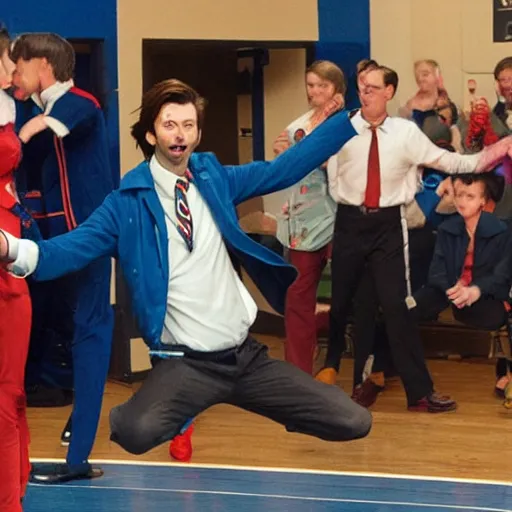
[0,79,371,471]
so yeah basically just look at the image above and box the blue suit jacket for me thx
[31,110,357,352]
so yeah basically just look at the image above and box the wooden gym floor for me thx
[27,335,512,484]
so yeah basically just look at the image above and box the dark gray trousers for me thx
[109,337,371,455]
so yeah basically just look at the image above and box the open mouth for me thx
[169,145,187,157]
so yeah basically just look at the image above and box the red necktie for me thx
[364,127,381,208]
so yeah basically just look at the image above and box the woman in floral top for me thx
[273,60,345,375]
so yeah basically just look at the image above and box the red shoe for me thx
[169,423,194,462]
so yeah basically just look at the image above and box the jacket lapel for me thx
[128,164,168,272]
[189,156,231,237]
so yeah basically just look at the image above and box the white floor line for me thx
[29,458,512,487]
[27,483,511,512]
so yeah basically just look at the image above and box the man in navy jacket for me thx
[0,79,371,474]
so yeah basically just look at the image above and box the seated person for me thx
[353,172,512,406]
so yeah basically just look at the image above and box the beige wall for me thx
[117,0,318,174]
[118,2,318,369]
[263,48,309,216]
[370,0,512,115]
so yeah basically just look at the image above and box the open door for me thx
[143,41,239,165]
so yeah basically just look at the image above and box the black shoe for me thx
[408,392,457,413]
[29,462,103,484]
[60,415,72,447]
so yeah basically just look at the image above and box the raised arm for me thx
[408,121,512,174]
[0,192,119,281]
[406,121,481,174]
[226,110,357,205]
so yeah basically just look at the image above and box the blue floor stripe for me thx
[23,463,512,512]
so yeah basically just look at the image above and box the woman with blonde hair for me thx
[400,59,462,152]
[273,60,345,375]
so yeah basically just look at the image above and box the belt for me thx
[356,205,381,215]
[150,339,247,364]
[338,203,400,215]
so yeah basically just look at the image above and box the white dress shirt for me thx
[327,111,481,207]
[150,156,258,352]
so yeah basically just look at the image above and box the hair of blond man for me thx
[306,60,347,96]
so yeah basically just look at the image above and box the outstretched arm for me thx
[226,110,357,205]
[0,192,120,281]
[407,121,512,174]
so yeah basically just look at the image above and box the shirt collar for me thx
[150,155,192,198]
[351,109,390,135]
[32,79,74,113]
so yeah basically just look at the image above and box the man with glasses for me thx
[315,63,512,412]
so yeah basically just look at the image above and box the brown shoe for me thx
[351,379,384,408]
[408,392,457,413]
[315,368,337,385]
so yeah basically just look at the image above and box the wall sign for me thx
[494,0,512,42]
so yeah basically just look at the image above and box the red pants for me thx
[284,246,330,374]
[0,293,31,512]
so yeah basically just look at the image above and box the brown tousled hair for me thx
[131,79,206,159]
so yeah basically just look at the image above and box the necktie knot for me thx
[176,177,190,193]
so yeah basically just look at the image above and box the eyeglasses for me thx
[360,84,385,94]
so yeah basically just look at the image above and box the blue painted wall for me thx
[316,0,370,109]
[2,0,119,178]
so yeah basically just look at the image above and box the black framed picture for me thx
[494,0,512,42]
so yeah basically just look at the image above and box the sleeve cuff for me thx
[44,116,70,138]
[6,238,40,278]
